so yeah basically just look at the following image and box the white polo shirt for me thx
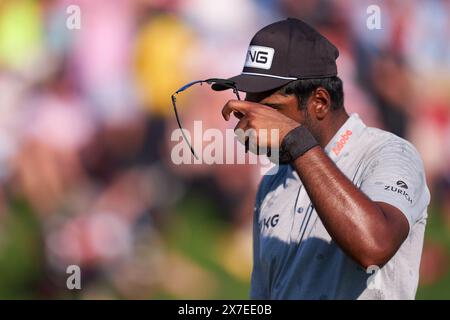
[251,113,430,300]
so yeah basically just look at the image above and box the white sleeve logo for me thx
[244,46,275,70]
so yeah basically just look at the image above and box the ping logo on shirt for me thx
[244,45,275,70]
[262,214,279,230]
[332,130,353,156]
[384,180,413,204]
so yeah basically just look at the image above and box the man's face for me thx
[245,89,310,127]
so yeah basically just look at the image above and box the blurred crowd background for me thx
[0,0,449,299]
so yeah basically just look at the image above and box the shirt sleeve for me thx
[359,140,430,231]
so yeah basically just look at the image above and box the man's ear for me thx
[311,88,331,120]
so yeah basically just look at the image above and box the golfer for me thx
[213,18,430,299]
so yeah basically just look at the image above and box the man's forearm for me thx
[291,146,400,268]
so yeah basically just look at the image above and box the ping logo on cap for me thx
[244,45,275,70]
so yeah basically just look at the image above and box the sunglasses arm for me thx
[170,78,241,161]
[171,94,199,160]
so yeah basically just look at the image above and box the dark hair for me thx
[281,76,344,110]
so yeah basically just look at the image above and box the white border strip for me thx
[241,72,298,80]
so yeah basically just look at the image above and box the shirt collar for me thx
[324,113,366,163]
[286,113,366,179]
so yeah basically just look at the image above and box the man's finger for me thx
[233,117,253,153]
[221,100,252,121]
[233,111,244,119]
[234,117,249,133]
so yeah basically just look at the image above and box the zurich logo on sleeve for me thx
[384,180,413,204]
[244,45,275,70]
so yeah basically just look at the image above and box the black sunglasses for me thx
[171,78,241,160]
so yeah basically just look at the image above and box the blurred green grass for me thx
[163,192,250,299]
[0,193,448,299]
[0,198,42,299]
[416,204,450,299]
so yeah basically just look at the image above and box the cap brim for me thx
[211,74,295,93]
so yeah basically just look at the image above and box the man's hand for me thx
[221,100,300,149]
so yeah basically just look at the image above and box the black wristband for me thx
[279,126,319,163]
